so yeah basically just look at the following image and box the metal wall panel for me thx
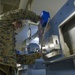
[46,0,75,75]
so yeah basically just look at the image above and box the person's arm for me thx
[16,52,41,65]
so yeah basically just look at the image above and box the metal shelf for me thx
[44,54,75,64]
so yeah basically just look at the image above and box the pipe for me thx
[19,0,28,9]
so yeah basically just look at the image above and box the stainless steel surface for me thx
[43,35,60,58]
[45,50,59,58]
[42,35,60,54]
[59,12,75,56]
[49,35,60,50]
[44,54,75,64]
[63,26,75,54]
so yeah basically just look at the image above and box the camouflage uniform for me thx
[0,9,41,75]
[0,25,17,75]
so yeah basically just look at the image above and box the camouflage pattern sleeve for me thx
[16,52,42,65]
[0,25,16,68]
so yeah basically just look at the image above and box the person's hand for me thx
[12,20,22,29]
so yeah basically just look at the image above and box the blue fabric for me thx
[40,11,50,27]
